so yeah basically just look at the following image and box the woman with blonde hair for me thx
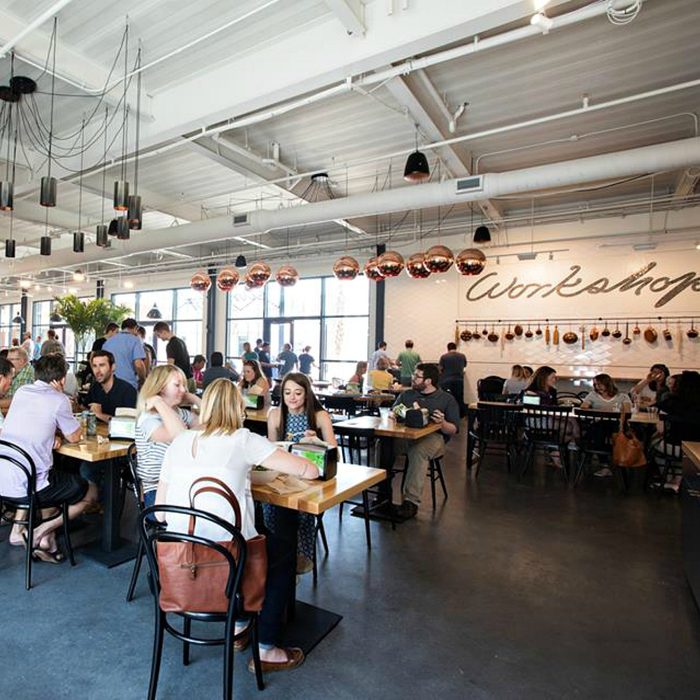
[135,364,200,507]
[156,378,319,673]
[502,364,529,396]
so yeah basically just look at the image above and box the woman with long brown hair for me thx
[266,372,337,573]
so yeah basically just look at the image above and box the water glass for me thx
[379,407,391,423]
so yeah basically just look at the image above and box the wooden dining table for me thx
[56,424,135,567]
[333,415,441,522]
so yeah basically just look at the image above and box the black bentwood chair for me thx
[654,415,700,488]
[140,505,264,700]
[469,403,523,478]
[574,409,623,487]
[125,443,149,602]
[518,405,574,482]
[0,439,76,590]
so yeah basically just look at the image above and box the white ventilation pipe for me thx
[9,136,700,276]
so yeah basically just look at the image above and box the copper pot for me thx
[589,325,599,341]
[505,325,515,341]
[460,329,472,342]
[525,324,533,338]
[562,331,578,344]
[514,324,524,337]
[688,320,698,339]
[633,321,641,336]
[663,326,672,341]
[488,325,499,342]
[644,326,657,343]
[472,325,481,341]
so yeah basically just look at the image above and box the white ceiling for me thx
[0,0,699,288]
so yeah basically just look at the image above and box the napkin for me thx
[265,475,311,494]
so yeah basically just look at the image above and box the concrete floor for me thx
[2,428,700,699]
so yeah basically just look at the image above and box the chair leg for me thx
[62,502,76,566]
[317,515,328,555]
[223,617,234,700]
[126,538,144,602]
[25,509,34,591]
[361,489,371,550]
[182,617,191,666]
[249,615,265,691]
[148,610,165,700]
[436,459,448,500]
[429,461,437,510]
[338,502,344,521]
[519,442,534,479]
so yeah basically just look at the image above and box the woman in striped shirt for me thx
[135,365,201,507]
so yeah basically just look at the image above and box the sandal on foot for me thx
[248,648,304,674]
[233,625,251,652]
[32,547,65,564]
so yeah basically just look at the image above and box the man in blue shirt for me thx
[276,343,298,377]
[103,318,147,389]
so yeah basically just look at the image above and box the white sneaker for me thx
[594,467,613,477]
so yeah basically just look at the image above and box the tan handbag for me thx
[157,477,267,614]
[612,413,646,468]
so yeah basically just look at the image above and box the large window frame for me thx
[0,302,22,350]
[31,298,91,367]
[111,287,204,362]
[225,276,369,381]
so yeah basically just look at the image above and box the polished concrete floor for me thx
[2,428,700,699]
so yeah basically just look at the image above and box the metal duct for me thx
[7,136,700,276]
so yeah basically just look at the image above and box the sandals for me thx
[32,547,65,564]
[247,647,304,674]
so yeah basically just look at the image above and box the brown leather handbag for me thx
[157,477,268,614]
[612,413,646,468]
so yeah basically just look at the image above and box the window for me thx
[0,303,21,349]
[31,298,88,367]
[226,275,369,380]
[111,287,204,363]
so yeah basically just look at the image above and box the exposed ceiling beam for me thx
[673,167,700,200]
[324,0,365,36]
[382,73,504,227]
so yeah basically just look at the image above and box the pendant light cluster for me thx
[191,260,299,294]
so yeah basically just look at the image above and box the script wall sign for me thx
[463,262,700,309]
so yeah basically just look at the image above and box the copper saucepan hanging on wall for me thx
[644,324,657,343]
[535,322,543,337]
[633,320,641,336]
[472,323,480,340]
[460,328,472,342]
[488,324,499,343]
[562,329,578,344]
[688,319,698,339]
[505,324,515,341]
[589,323,599,341]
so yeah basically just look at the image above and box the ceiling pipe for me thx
[0,0,76,59]
[6,135,700,276]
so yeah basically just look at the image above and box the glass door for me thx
[265,319,294,378]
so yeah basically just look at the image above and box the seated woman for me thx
[581,374,630,411]
[267,372,337,573]
[522,366,558,405]
[156,378,319,672]
[630,363,670,407]
[239,360,270,403]
[502,365,529,396]
[135,365,200,508]
[348,360,367,389]
[366,356,394,392]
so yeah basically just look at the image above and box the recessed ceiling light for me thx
[124,280,134,289]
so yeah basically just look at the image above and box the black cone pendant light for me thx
[473,224,491,244]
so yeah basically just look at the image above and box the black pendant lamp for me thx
[473,224,491,244]
[0,181,13,211]
[40,235,52,256]
[5,239,15,258]
[96,224,109,247]
[235,254,247,268]
[114,180,129,211]
[73,231,84,253]
[116,217,130,240]
[12,313,24,325]
[146,303,162,319]
[403,150,430,182]
[49,310,62,324]
[41,20,59,208]
[40,175,57,207]
[127,194,142,229]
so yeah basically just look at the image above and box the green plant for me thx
[53,295,132,351]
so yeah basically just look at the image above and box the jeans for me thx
[395,432,445,506]
[256,505,297,646]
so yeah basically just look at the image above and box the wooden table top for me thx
[334,415,442,439]
[682,442,700,470]
[245,407,270,423]
[468,402,661,425]
[251,463,385,515]
[57,423,132,462]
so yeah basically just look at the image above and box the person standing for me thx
[21,332,34,359]
[91,322,119,354]
[32,336,42,362]
[276,343,298,376]
[368,341,391,371]
[242,341,258,361]
[40,329,65,356]
[257,341,274,381]
[438,342,467,416]
[396,339,421,385]
[153,321,193,384]
[298,346,315,376]
[103,318,147,390]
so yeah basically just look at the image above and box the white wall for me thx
[384,211,700,401]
